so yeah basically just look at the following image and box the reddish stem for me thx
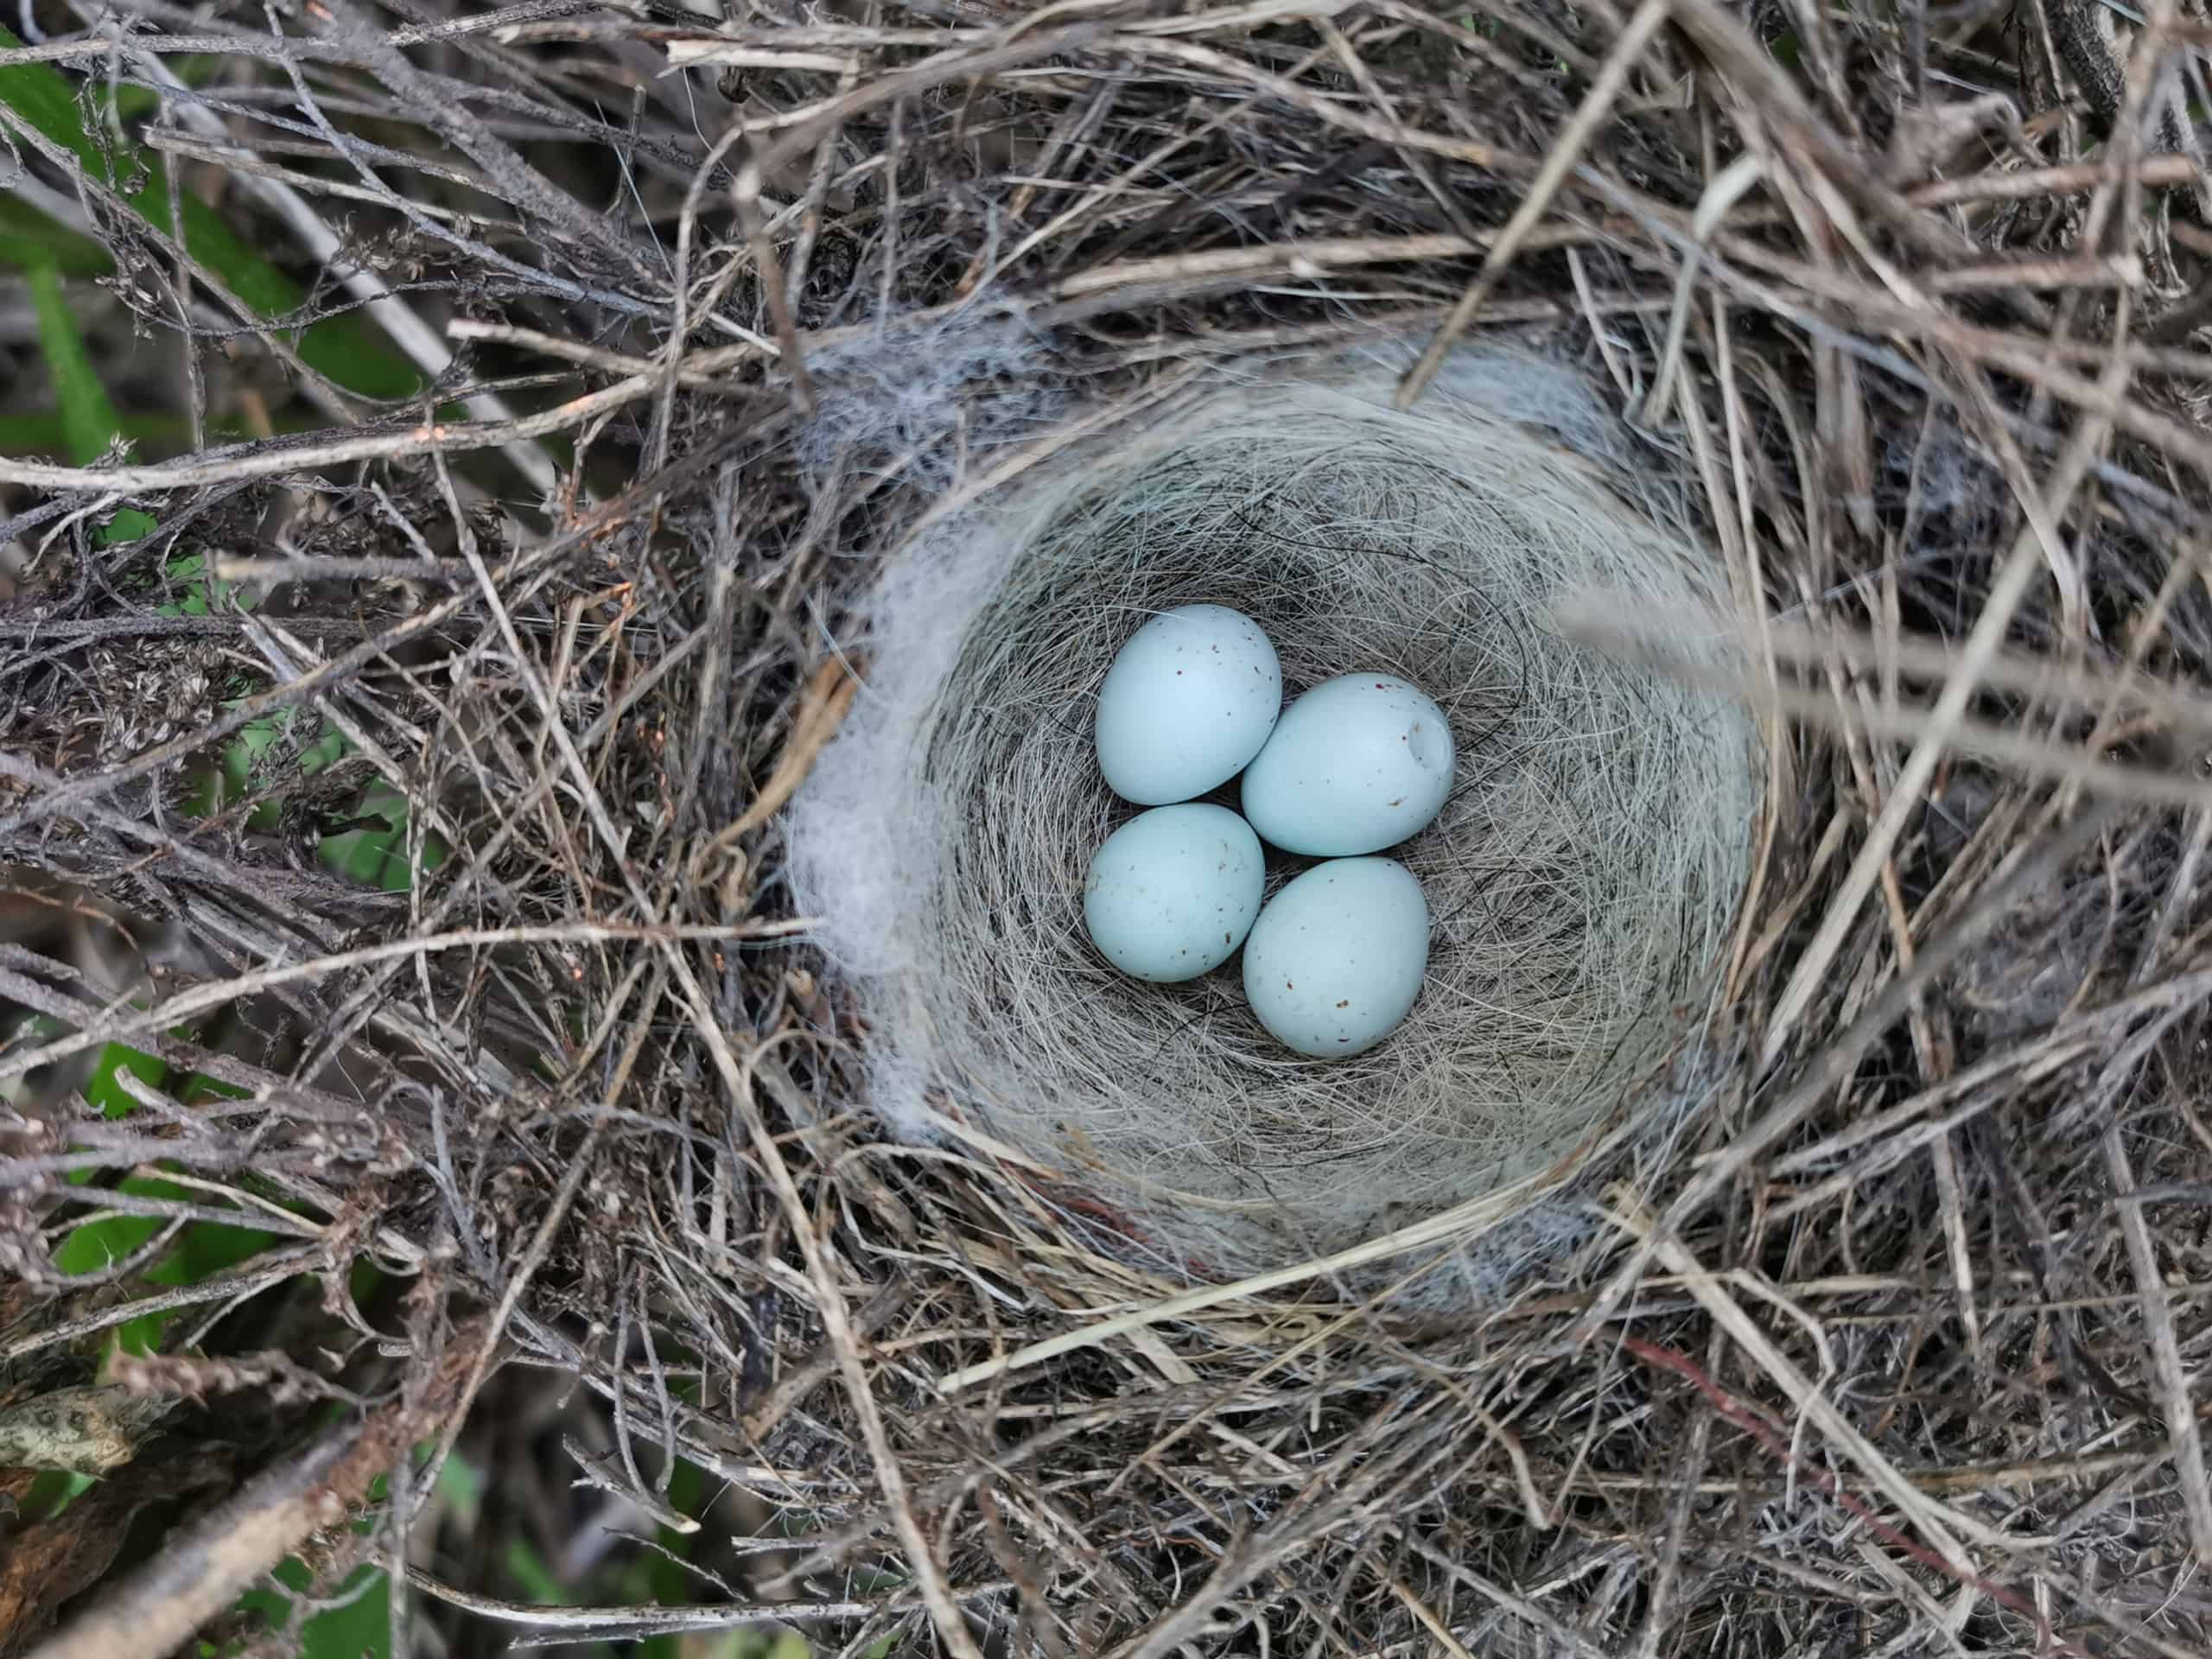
[1620,1334,2073,1656]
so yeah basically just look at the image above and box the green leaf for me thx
[49,1046,279,1354]
[0,410,187,456]
[317,777,448,892]
[50,1206,163,1278]
[148,1199,273,1291]
[501,1538,570,1609]
[27,262,118,466]
[53,1167,276,1356]
[156,553,221,623]
[21,1470,95,1522]
[318,820,448,891]
[80,1041,166,1122]
[235,1560,391,1659]
[0,193,108,275]
[172,697,446,894]
[25,264,160,543]
[0,26,419,399]
[109,55,215,124]
[621,1458,718,1659]
[684,1637,804,1659]
[432,1452,484,1532]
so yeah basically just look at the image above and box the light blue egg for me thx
[1094,605,1281,804]
[1084,804,1265,982]
[1242,857,1428,1057]
[1240,673,1453,855]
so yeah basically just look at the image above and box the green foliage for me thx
[0,408,189,457]
[9,40,492,1659]
[173,684,448,891]
[28,263,117,463]
[318,776,448,893]
[235,1559,391,1659]
[699,1635,812,1659]
[19,1033,256,1358]
[631,1453,711,1659]
[501,1536,572,1611]
[156,553,243,621]
[50,1172,271,1357]
[78,1038,167,1122]
[0,193,105,275]
[33,693,442,1656]
[51,1039,277,1355]
[432,1451,485,1529]
[152,575,445,892]
[20,1469,96,1522]
[23,262,158,540]
[0,25,418,399]
[108,55,214,124]
[41,705,437,1348]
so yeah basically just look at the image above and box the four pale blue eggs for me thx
[1082,603,1452,1058]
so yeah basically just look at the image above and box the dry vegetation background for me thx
[2,0,2212,1656]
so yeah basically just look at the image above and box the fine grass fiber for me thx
[791,346,1761,1282]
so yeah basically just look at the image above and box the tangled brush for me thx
[791,344,1760,1281]
[8,1,2212,1656]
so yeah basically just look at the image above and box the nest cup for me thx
[791,346,1764,1283]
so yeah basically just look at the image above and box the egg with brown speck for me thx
[1084,804,1265,982]
[1240,673,1452,855]
[1241,857,1428,1056]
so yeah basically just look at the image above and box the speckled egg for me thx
[1084,804,1266,982]
[1093,605,1281,805]
[1240,673,1453,855]
[1241,857,1429,1057]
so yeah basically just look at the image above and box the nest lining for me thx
[791,345,1764,1279]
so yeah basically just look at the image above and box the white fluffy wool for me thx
[787,346,1760,1282]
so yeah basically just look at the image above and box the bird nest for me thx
[4,3,2212,1657]
[790,346,1761,1287]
